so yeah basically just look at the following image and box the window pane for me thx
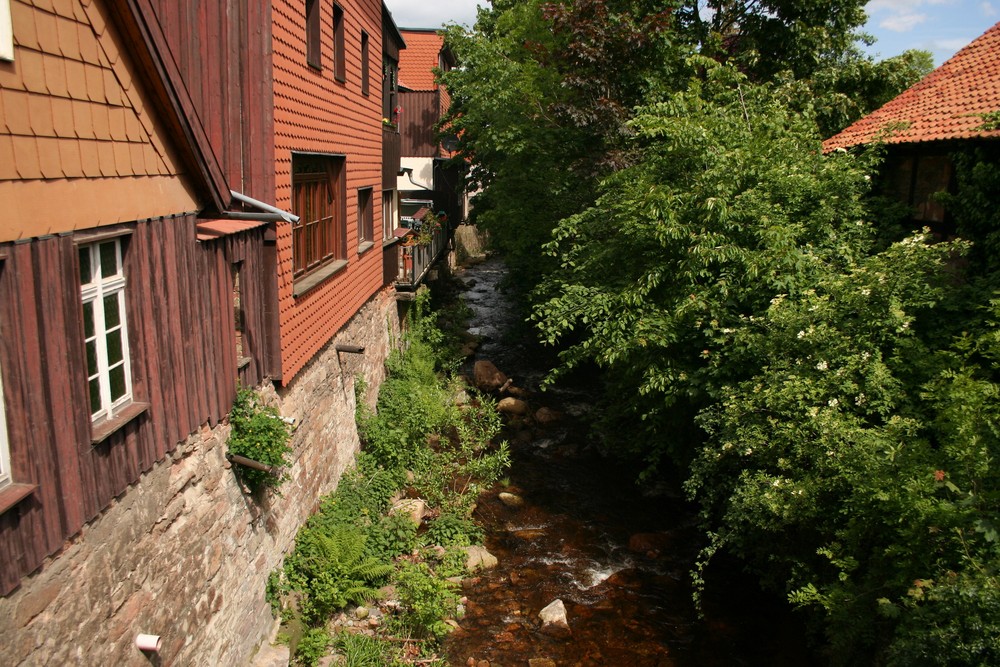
[79,247,92,285]
[109,365,126,402]
[86,339,98,375]
[99,241,118,278]
[106,329,123,366]
[89,377,102,414]
[103,294,120,329]
[82,300,95,337]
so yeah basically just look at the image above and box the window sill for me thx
[0,483,36,515]
[293,259,347,298]
[357,241,374,256]
[91,402,150,445]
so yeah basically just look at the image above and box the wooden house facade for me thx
[272,0,397,381]
[0,0,279,595]
[396,28,462,225]
[824,22,1000,230]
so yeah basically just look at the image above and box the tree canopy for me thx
[438,1,997,662]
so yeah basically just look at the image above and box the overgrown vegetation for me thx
[268,290,509,666]
[440,0,997,663]
[227,387,293,490]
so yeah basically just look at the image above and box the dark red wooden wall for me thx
[400,90,441,158]
[148,0,276,202]
[0,216,271,595]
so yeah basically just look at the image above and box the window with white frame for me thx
[0,347,10,490]
[79,239,133,422]
[382,190,397,242]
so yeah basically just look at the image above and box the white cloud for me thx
[983,1,998,16]
[880,12,928,31]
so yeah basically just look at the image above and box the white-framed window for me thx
[382,190,397,242]
[79,239,133,422]
[0,347,10,490]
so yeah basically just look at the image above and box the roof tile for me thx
[34,9,59,54]
[108,106,126,141]
[0,135,17,180]
[91,101,109,139]
[65,58,87,99]
[71,98,94,139]
[113,140,131,176]
[59,136,84,177]
[51,0,76,19]
[19,49,47,94]
[12,135,42,179]
[96,140,115,177]
[36,136,64,178]
[2,89,32,135]
[42,52,69,97]
[28,93,54,136]
[79,138,101,176]
[398,30,443,91]
[78,21,100,65]
[825,22,1000,150]
[56,14,81,60]
[51,96,74,137]
[11,1,39,51]
[84,63,105,102]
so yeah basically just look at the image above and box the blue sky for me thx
[383,0,998,66]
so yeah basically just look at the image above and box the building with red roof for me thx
[395,28,464,267]
[824,22,1000,225]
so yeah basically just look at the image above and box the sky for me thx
[382,0,1000,66]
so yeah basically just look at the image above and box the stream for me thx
[442,256,821,667]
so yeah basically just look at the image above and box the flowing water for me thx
[442,257,820,667]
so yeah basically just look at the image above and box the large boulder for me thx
[474,360,509,392]
[538,599,571,638]
[390,498,427,525]
[497,397,529,416]
[463,545,499,572]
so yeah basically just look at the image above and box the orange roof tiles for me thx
[824,22,1000,151]
[398,30,443,91]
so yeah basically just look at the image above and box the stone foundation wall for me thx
[0,288,403,667]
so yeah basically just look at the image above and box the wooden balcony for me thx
[391,223,449,295]
[382,125,401,189]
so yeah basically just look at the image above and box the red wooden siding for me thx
[272,0,387,382]
[399,90,440,157]
[148,0,275,201]
[0,215,270,595]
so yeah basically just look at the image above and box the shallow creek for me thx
[442,257,820,667]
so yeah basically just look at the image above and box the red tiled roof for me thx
[196,219,269,241]
[823,21,1000,151]
[399,30,443,91]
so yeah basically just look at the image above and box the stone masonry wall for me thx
[0,288,403,667]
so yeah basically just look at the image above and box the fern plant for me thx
[285,524,393,623]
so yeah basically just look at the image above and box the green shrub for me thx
[227,387,292,490]
[293,628,331,667]
[367,511,419,562]
[424,509,482,547]
[334,632,392,667]
[395,560,460,639]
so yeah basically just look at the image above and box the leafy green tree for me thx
[532,62,877,472]
[441,0,681,291]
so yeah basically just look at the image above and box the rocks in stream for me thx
[463,545,499,572]
[498,397,529,415]
[534,406,562,424]
[498,491,524,508]
[474,360,509,392]
[538,599,572,638]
